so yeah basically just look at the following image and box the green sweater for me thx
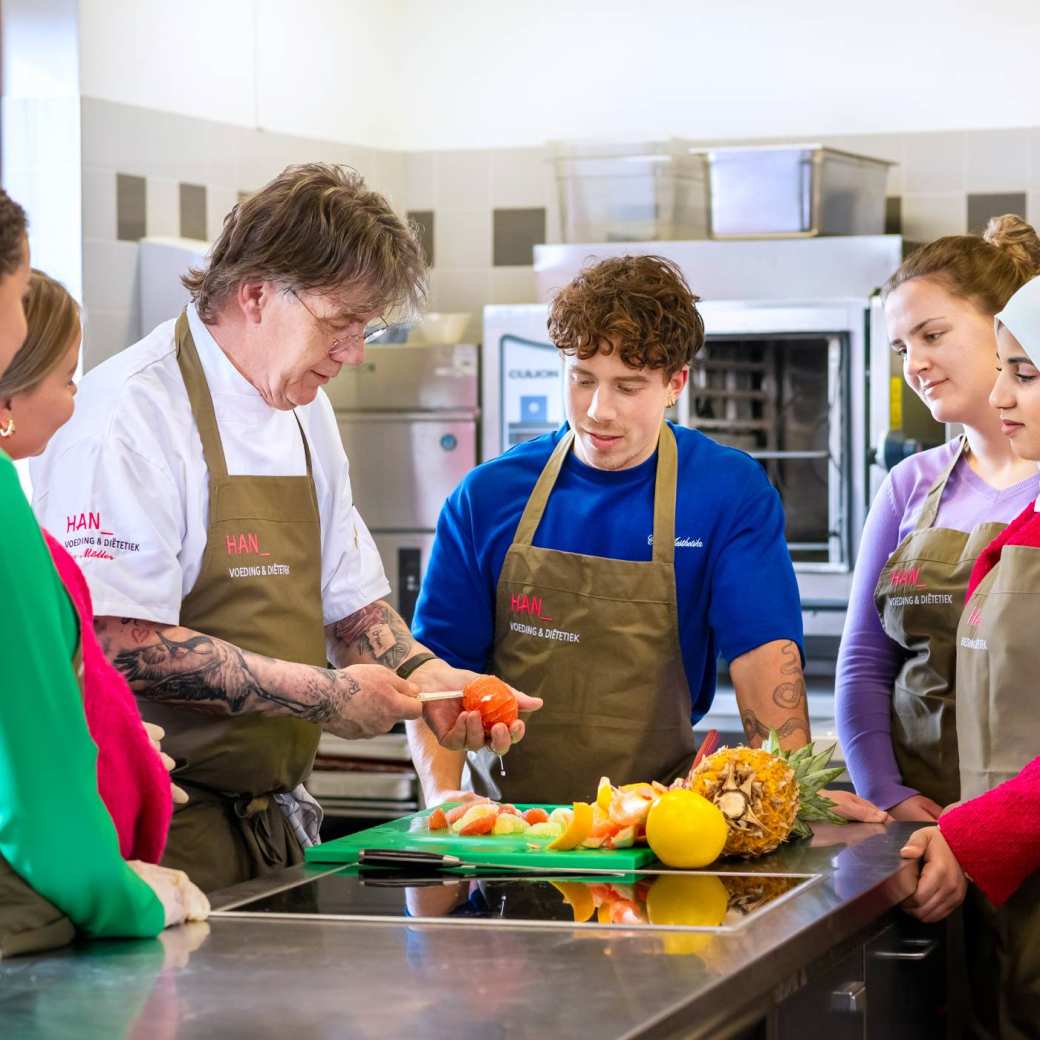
[0,454,163,938]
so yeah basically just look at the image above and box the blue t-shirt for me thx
[412,422,803,723]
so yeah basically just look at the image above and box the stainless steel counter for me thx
[0,823,935,1039]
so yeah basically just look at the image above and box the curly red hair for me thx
[548,255,704,377]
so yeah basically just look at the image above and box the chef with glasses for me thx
[32,164,539,892]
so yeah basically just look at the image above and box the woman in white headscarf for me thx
[901,274,1040,1038]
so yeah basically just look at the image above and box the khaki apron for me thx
[874,438,1006,807]
[469,424,697,803]
[955,542,1040,1038]
[139,314,327,893]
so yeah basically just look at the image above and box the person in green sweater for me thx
[0,188,205,954]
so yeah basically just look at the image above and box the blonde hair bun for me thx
[982,214,1040,278]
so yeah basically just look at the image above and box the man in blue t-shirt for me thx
[408,256,883,820]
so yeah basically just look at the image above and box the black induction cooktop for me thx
[212,867,819,933]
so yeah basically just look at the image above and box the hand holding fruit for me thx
[414,664,541,754]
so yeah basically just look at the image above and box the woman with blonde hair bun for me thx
[836,214,1040,1027]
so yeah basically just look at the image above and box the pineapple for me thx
[685,731,845,858]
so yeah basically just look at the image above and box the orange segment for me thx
[547,801,594,851]
[550,882,595,923]
[596,777,614,812]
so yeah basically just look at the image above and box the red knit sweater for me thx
[939,757,1040,907]
[949,505,1040,906]
[44,531,171,863]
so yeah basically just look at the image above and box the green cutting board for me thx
[306,804,658,870]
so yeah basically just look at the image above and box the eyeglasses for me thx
[290,289,392,347]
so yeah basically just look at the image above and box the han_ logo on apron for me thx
[137,314,328,892]
[874,438,1006,807]
[469,423,697,804]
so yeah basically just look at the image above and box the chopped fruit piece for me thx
[550,882,595,923]
[445,803,476,825]
[458,813,497,836]
[597,903,612,924]
[548,801,594,850]
[580,835,608,849]
[651,781,669,794]
[492,813,528,836]
[427,808,448,831]
[607,825,636,849]
[522,807,549,825]
[499,804,522,816]
[462,676,519,732]
[589,804,618,840]
[621,782,656,799]
[451,803,499,834]
[609,900,646,925]
[596,776,615,812]
[549,807,574,828]
[608,791,653,828]
[526,821,563,838]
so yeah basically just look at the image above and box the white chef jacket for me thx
[31,304,390,627]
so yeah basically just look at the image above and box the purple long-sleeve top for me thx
[836,439,1040,810]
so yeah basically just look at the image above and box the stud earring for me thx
[0,416,14,438]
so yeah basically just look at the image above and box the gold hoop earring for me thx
[0,417,14,438]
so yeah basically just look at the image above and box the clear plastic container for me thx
[551,140,710,243]
[686,144,893,239]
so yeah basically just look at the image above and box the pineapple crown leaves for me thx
[763,730,847,829]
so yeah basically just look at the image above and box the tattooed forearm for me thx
[97,616,354,722]
[731,638,812,750]
[741,710,810,745]
[772,640,807,710]
[326,599,415,669]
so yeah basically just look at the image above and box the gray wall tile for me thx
[901,193,967,243]
[180,182,208,241]
[116,172,147,241]
[407,209,435,267]
[967,192,1028,235]
[494,207,546,267]
[885,196,902,235]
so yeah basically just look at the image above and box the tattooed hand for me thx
[322,664,422,739]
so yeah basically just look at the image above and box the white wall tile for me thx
[430,268,492,339]
[903,131,966,194]
[435,150,492,210]
[491,146,551,208]
[964,128,1030,192]
[490,267,537,305]
[82,239,139,313]
[434,209,492,270]
[405,151,437,211]
[81,164,117,241]
[146,177,179,238]
[373,149,407,211]
[1028,191,1040,226]
[901,193,967,242]
[81,306,139,370]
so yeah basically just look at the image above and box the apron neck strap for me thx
[914,435,968,531]
[512,423,678,562]
[176,312,229,480]
[175,312,314,480]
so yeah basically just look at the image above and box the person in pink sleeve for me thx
[0,269,178,863]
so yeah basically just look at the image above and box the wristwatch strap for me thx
[396,651,437,680]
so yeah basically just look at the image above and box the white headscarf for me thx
[996,274,1040,365]
[995,275,1040,507]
